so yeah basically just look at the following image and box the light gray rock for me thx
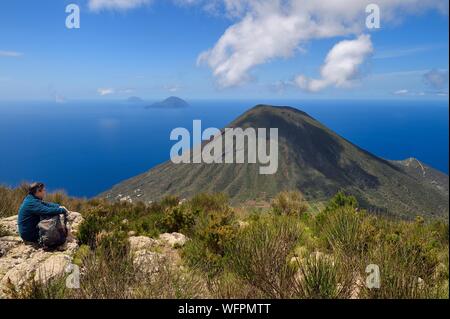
[158,232,188,248]
[0,216,18,235]
[128,233,188,275]
[65,212,83,236]
[129,236,158,253]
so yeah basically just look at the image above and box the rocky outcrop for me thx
[158,232,188,248]
[0,212,83,298]
[128,232,188,274]
[0,214,191,298]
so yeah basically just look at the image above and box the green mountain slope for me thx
[102,105,449,219]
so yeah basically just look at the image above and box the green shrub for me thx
[156,205,195,233]
[293,253,353,299]
[73,245,91,266]
[183,206,237,275]
[225,216,302,298]
[4,275,68,299]
[323,191,358,213]
[183,239,224,277]
[96,230,130,258]
[194,207,236,255]
[72,243,135,299]
[159,195,181,209]
[71,235,207,299]
[319,206,367,257]
[77,201,165,248]
[271,191,309,217]
[210,271,260,299]
[361,241,440,299]
[132,261,208,299]
[189,193,229,214]
[77,210,106,248]
[430,220,449,245]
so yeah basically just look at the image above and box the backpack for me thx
[38,214,68,249]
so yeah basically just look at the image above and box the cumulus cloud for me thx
[196,0,447,87]
[295,34,373,92]
[423,69,449,90]
[97,88,115,96]
[88,0,151,11]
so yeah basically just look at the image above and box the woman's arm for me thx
[42,201,61,208]
[30,198,66,215]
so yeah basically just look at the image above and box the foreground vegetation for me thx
[1,185,448,299]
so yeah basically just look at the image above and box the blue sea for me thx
[0,99,448,198]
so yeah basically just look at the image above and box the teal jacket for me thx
[17,194,66,242]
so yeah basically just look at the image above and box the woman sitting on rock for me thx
[17,182,68,245]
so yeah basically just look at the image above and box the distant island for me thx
[146,96,190,109]
[126,96,145,104]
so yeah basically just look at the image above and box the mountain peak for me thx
[232,105,314,126]
[248,104,311,115]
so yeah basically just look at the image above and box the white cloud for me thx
[391,89,442,97]
[393,89,409,95]
[120,88,135,94]
[97,87,138,95]
[196,0,448,87]
[197,7,307,87]
[295,34,373,92]
[97,88,115,96]
[373,45,441,59]
[88,0,151,11]
[0,50,23,57]
[163,84,182,93]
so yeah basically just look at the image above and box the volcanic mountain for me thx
[102,105,449,219]
[146,96,190,109]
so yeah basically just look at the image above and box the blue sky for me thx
[0,0,448,101]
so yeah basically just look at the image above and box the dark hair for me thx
[29,182,45,195]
